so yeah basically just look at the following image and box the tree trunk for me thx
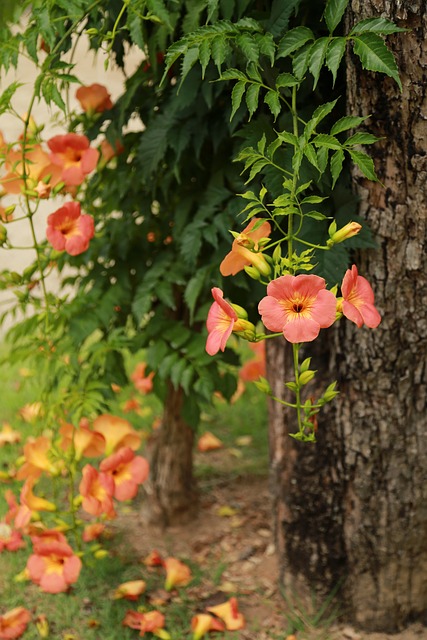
[269,1,427,631]
[143,382,197,526]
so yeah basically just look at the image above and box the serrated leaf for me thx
[221,67,248,81]
[199,38,211,79]
[308,37,329,89]
[305,211,328,220]
[237,32,259,63]
[211,34,230,73]
[326,37,346,85]
[230,81,246,120]
[276,72,299,88]
[264,90,281,120]
[330,115,367,135]
[348,148,378,181]
[245,83,261,119]
[317,146,329,173]
[300,195,328,204]
[305,99,339,138]
[323,0,349,34]
[303,143,320,170]
[257,32,276,65]
[350,17,409,36]
[266,0,302,38]
[344,132,380,146]
[330,149,344,187]
[292,41,312,80]
[278,131,298,146]
[312,133,342,150]
[352,33,401,90]
[179,46,200,89]
[277,26,314,58]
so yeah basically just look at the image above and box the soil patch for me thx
[114,472,426,640]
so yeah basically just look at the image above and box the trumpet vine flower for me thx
[258,274,337,343]
[340,265,381,328]
[46,201,95,256]
[27,540,82,593]
[220,218,271,276]
[100,447,149,501]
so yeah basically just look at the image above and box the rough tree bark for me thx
[268,1,427,631]
[142,382,197,526]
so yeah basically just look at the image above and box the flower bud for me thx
[0,223,7,246]
[329,221,362,245]
[251,252,272,276]
[231,303,248,319]
[233,319,256,340]
[298,370,316,386]
[244,265,261,281]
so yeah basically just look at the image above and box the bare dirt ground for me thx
[115,451,427,640]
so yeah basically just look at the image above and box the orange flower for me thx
[79,465,115,518]
[164,557,192,590]
[1,143,51,195]
[59,422,105,460]
[0,423,21,446]
[92,414,142,455]
[76,83,113,113]
[27,540,82,593]
[100,447,149,501]
[122,610,165,636]
[47,133,99,186]
[143,549,165,567]
[220,218,271,276]
[100,138,124,163]
[18,401,43,423]
[16,436,59,481]
[239,341,266,382]
[191,614,225,640]
[206,597,245,631]
[197,432,223,452]
[82,523,105,542]
[131,363,155,394]
[46,201,95,256]
[20,478,56,513]
[0,524,25,553]
[0,607,31,639]
[113,579,146,600]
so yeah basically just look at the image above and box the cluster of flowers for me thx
[206,217,381,354]
[0,84,118,256]
[0,413,149,594]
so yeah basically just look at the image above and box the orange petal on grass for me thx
[0,607,31,640]
[143,549,165,567]
[164,557,192,590]
[206,597,245,631]
[197,432,223,452]
[113,580,146,600]
[18,402,43,423]
[191,613,225,640]
[0,423,21,446]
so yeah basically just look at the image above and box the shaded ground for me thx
[115,449,427,640]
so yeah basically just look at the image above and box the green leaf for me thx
[257,32,276,65]
[300,195,328,204]
[292,41,312,80]
[352,33,402,90]
[266,0,303,38]
[0,81,22,115]
[305,211,328,220]
[344,132,380,146]
[330,149,344,187]
[330,115,367,135]
[278,131,299,147]
[230,81,246,120]
[326,37,346,85]
[245,83,261,119]
[264,90,281,120]
[312,133,342,150]
[277,26,314,58]
[304,99,339,138]
[199,38,211,78]
[308,37,329,89]
[350,17,409,36]
[220,67,248,81]
[179,46,200,89]
[184,269,207,324]
[276,72,299,88]
[237,32,259,64]
[303,143,320,170]
[211,34,231,73]
[348,148,378,181]
[317,146,329,173]
[323,0,349,34]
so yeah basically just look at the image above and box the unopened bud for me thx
[0,224,7,245]
[299,370,316,386]
[244,265,261,281]
[231,303,248,319]
[253,376,272,395]
[251,252,272,276]
[233,319,256,340]
[329,221,362,245]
